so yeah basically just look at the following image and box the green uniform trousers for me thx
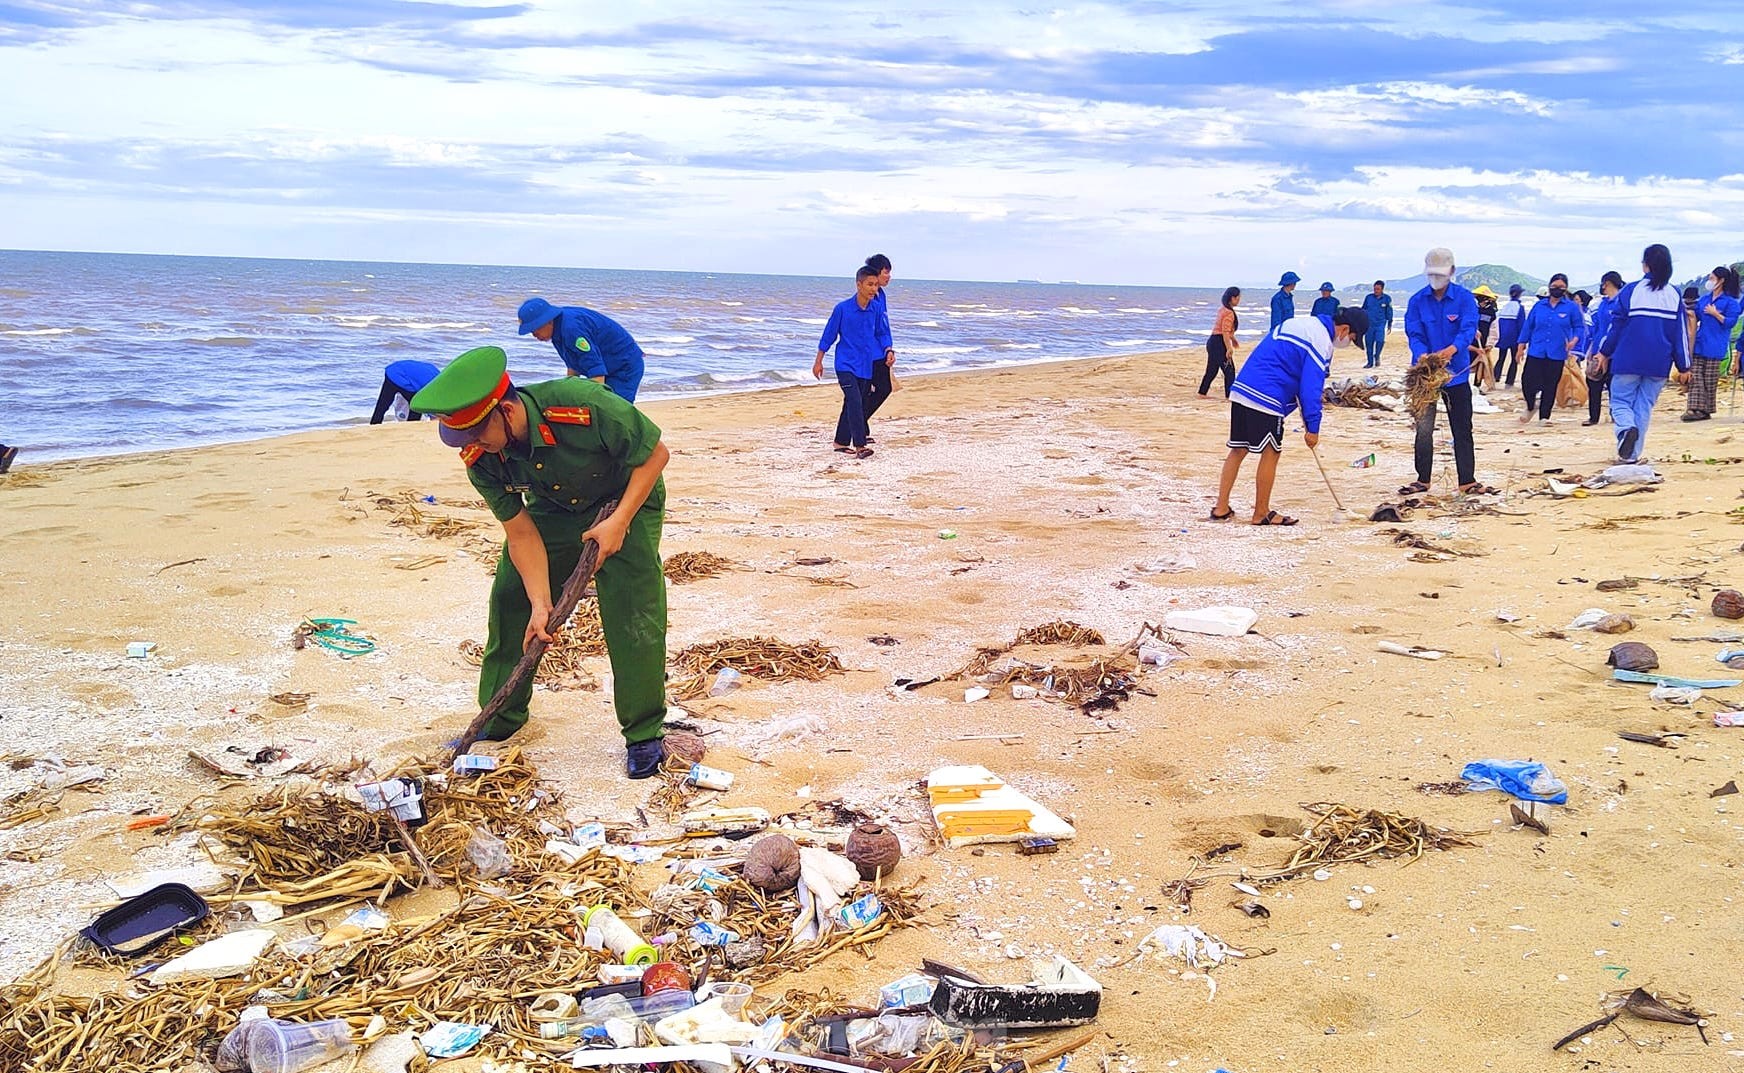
[477,498,667,743]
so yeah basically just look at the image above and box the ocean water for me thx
[0,250,1226,461]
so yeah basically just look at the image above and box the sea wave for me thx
[2,326,98,336]
[181,336,257,347]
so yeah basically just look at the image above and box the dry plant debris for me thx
[1403,352,1452,416]
[667,636,846,699]
[0,749,926,1072]
[459,599,603,691]
[662,550,742,583]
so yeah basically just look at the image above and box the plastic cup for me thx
[697,981,753,1018]
[247,1018,352,1073]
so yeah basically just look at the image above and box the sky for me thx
[1,1,1741,286]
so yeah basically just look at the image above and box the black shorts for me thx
[1228,402,1285,454]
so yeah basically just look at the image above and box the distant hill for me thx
[1337,263,1544,302]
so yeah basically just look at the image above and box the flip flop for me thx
[1254,510,1298,526]
[1397,481,1430,495]
[1209,507,1235,521]
[1459,483,1500,496]
[853,447,874,459]
[833,445,854,453]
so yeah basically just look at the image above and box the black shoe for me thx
[0,445,14,475]
[1581,419,1599,426]
[626,738,667,780]
[1619,427,1639,461]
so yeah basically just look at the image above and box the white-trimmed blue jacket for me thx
[1599,278,1690,378]
[1231,315,1333,434]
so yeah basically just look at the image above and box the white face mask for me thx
[1332,333,1353,350]
[1426,272,1452,288]
[1709,277,1720,291]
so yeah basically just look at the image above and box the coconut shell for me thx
[742,833,800,892]
[845,822,902,880]
[1607,642,1659,672]
[1714,590,1744,620]
[1592,613,1635,635]
[664,729,708,765]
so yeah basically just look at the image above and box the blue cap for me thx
[1279,271,1301,286]
[1319,281,1334,291]
[517,297,561,335]
[1509,283,1523,296]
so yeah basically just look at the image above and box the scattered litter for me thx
[452,754,499,775]
[963,687,990,703]
[1460,760,1568,804]
[926,765,1075,847]
[81,882,210,957]
[930,957,1102,1028]
[1135,555,1196,574]
[668,637,845,700]
[1649,684,1703,705]
[1378,641,1444,660]
[125,641,157,659]
[1582,464,1662,489]
[1509,803,1550,835]
[1592,613,1635,635]
[1164,606,1257,637]
[148,929,276,985]
[419,1021,491,1059]
[1613,669,1741,689]
[708,668,742,697]
[937,530,957,540]
[292,617,376,657]
[1569,608,1611,630]
[1132,925,1242,969]
[1712,781,1739,798]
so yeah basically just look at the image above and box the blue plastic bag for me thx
[1460,760,1567,804]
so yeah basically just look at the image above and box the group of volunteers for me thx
[1211,244,1721,526]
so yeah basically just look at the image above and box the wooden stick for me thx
[1022,1028,1098,1071]
[1308,446,1350,512]
[390,812,444,890]
[452,501,617,754]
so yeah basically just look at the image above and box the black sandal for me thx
[1254,510,1298,526]
[1398,481,1430,495]
[1210,507,1235,521]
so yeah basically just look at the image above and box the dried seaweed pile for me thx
[459,601,604,690]
[663,550,742,584]
[379,493,488,540]
[1403,353,1452,417]
[952,620,1105,679]
[948,620,1136,707]
[198,747,566,902]
[1325,381,1402,410]
[1277,802,1473,875]
[668,636,846,699]
[1,747,930,1072]
[0,785,62,831]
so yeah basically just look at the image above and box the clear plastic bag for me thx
[465,828,512,878]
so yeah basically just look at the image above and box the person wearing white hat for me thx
[1401,248,1491,496]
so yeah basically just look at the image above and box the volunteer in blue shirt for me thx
[1270,272,1300,332]
[1683,266,1741,421]
[861,254,899,435]
[516,297,647,402]
[1310,282,1339,319]
[1360,281,1393,369]
[813,266,893,459]
[369,359,441,424]
[1495,284,1526,387]
[1211,306,1368,528]
[1583,272,1624,427]
[1517,273,1582,423]
[1597,244,1690,462]
[1400,247,1489,496]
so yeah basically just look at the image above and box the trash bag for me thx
[465,829,512,879]
[1460,760,1568,804]
[1557,359,1588,408]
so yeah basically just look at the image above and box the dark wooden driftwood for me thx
[450,501,618,754]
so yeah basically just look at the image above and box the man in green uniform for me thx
[411,346,671,779]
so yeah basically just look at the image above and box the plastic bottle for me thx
[582,905,659,965]
[708,668,741,697]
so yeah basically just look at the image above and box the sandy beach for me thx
[5,336,1744,1072]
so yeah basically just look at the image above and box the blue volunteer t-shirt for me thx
[549,306,646,402]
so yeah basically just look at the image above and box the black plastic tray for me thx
[81,882,210,956]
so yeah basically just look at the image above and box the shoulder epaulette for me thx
[460,443,485,467]
[544,406,592,426]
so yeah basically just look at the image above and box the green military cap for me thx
[412,346,515,447]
